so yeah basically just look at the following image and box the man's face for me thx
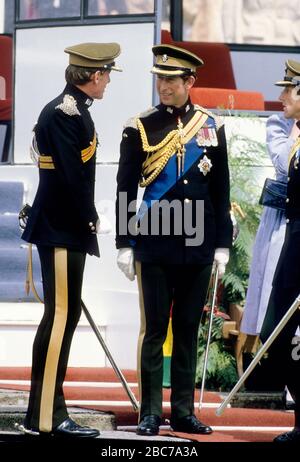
[156,75,194,108]
[92,70,111,99]
[279,86,300,119]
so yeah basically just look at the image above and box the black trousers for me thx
[25,245,86,432]
[135,261,212,421]
[261,284,300,411]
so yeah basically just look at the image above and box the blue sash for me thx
[137,136,206,220]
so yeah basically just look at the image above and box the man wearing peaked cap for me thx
[275,59,300,87]
[151,44,204,76]
[20,42,121,438]
[64,42,122,72]
[116,43,232,436]
[254,58,300,443]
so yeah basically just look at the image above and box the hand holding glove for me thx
[117,248,135,281]
[214,248,230,278]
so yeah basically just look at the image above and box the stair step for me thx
[0,182,24,214]
[0,406,116,432]
[0,247,40,279]
[0,246,42,302]
[0,214,22,246]
[0,282,43,302]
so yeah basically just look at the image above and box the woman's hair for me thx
[65,64,102,85]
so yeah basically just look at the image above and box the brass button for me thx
[183,179,188,185]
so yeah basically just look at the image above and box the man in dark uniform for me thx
[261,60,300,443]
[21,42,122,437]
[115,44,232,436]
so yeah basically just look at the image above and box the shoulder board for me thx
[123,107,158,130]
[55,94,81,116]
[138,106,158,120]
[193,104,223,130]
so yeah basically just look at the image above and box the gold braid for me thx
[137,118,180,187]
[139,136,180,187]
[137,118,177,152]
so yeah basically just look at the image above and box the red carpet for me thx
[0,367,294,442]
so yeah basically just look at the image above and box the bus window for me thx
[18,0,81,20]
[183,0,300,46]
[87,0,155,16]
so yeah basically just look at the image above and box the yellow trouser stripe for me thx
[163,317,173,357]
[135,261,146,421]
[39,248,68,432]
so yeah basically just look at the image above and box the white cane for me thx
[199,264,219,410]
[216,294,300,416]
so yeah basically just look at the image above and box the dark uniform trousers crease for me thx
[26,246,86,430]
[22,83,99,432]
[116,98,232,422]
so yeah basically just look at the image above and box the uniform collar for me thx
[63,83,94,107]
[162,97,192,117]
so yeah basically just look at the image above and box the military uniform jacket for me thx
[116,99,232,264]
[22,83,99,257]
[274,134,300,288]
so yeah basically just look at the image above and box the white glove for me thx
[214,248,230,278]
[117,248,135,281]
[97,214,112,234]
[96,218,101,234]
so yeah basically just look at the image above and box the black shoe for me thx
[273,429,300,443]
[136,415,161,436]
[171,415,213,434]
[17,418,99,438]
[51,418,100,438]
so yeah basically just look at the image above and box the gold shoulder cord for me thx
[137,118,179,187]
[137,111,208,187]
[137,118,177,152]
[288,137,300,167]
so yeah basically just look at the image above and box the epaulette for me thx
[55,94,81,116]
[138,106,158,120]
[123,116,139,130]
[194,104,224,130]
[123,107,158,130]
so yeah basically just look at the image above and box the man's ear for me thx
[186,75,196,90]
[91,70,101,83]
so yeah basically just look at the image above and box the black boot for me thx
[136,415,161,436]
[171,415,213,434]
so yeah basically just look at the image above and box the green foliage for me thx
[196,115,270,390]
[196,315,238,391]
[222,216,255,303]
[222,121,267,303]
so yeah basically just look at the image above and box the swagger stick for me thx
[216,294,300,416]
[199,265,219,410]
[81,300,139,412]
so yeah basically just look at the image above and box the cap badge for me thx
[198,155,212,176]
[162,54,168,62]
